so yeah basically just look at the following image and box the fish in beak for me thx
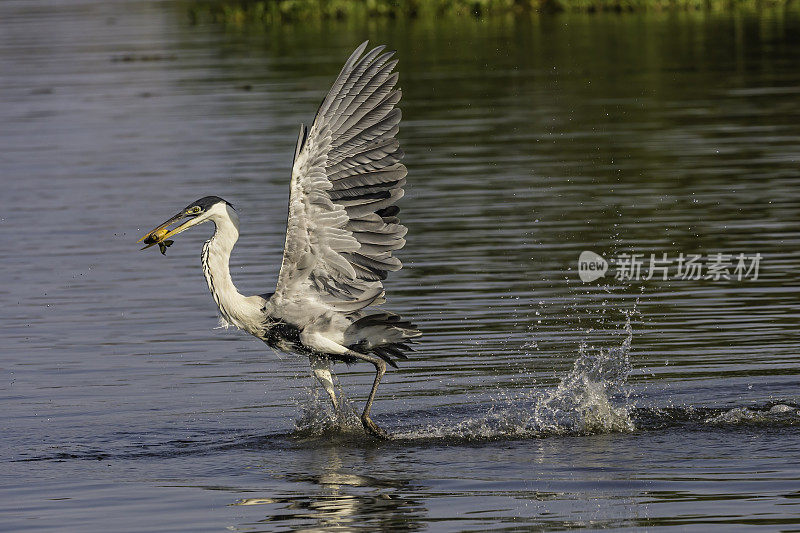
[137,209,204,255]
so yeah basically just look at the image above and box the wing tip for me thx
[293,123,308,163]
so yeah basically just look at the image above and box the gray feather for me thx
[274,42,409,319]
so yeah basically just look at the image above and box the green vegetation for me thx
[187,0,795,24]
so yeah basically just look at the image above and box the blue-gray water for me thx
[2,1,799,530]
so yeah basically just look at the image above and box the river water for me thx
[2,1,799,530]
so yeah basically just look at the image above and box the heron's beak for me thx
[137,211,202,251]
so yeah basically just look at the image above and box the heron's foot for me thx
[361,414,389,439]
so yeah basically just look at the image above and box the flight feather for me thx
[273,42,408,314]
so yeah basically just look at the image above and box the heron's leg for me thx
[310,355,338,411]
[344,349,388,439]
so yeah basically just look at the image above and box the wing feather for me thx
[273,42,408,315]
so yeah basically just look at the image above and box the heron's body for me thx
[139,43,420,438]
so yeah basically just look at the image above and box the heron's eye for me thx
[189,206,202,214]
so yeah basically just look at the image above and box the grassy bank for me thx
[187,0,795,24]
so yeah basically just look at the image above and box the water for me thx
[2,1,799,530]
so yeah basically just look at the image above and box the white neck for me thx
[201,205,263,334]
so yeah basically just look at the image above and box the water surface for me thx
[1,2,799,530]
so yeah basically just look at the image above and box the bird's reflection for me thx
[232,444,426,531]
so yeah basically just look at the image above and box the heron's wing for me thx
[273,42,407,314]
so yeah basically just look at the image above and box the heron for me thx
[137,42,420,439]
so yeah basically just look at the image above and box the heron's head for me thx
[138,196,234,253]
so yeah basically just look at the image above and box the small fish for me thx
[158,240,174,255]
[143,228,169,245]
[140,228,174,255]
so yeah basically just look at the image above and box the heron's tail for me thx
[344,312,421,367]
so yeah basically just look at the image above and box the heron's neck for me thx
[201,208,261,333]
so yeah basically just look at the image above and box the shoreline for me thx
[187,0,797,25]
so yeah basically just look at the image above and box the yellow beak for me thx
[137,211,200,250]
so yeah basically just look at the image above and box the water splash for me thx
[395,315,635,440]
[290,313,635,441]
[291,381,364,439]
[704,404,800,426]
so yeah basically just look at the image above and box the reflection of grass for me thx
[188,0,792,24]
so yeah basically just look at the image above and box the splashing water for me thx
[395,314,635,440]
[530,324,634,435]
[291,313,636,441]
[291,381,365,439]
[704,404,800,426]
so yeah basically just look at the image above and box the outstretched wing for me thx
[272,42,408,315]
